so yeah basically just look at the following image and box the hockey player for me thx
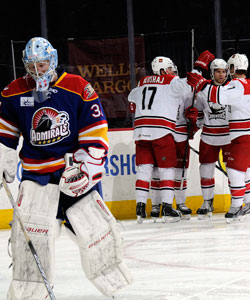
[0,37,131,299]
[195,58,231,218]
[187,53,250,221]
[149,52,215,222]
[128,52,214,224]
[150,85,196,221]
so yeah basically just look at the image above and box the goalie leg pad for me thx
[8,180,60,300]
[66,190,132,297]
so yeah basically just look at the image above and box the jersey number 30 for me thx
[142,87,157,110]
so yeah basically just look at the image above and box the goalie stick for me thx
[2,178,56,300]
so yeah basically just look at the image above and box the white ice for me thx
[1,214,250,300]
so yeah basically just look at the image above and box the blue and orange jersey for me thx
[0,71,109,175]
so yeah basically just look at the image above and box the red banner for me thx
[68,37,145,128]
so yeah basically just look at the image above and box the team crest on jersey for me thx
[208,102,227,120]
[30,107,70,146]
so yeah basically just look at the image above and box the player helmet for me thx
[22,37,58,91]
[227,53,248,75]
[172,64,178,75]
[151,56,174,75]
[210,58,228,83]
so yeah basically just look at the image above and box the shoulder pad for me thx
[55,72,98,100]
[1,76,35,97]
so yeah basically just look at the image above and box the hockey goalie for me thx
[0,37,132,300]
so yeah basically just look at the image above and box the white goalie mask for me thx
[22,37,58,92]
[227,53,249,76]
[210,58,228,84]
[151,56,174,75]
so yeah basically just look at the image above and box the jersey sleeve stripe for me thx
[0,130,19,139]
[0,117,19,132]
[78,136,109,151]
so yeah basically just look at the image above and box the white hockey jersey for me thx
[205,78,250,141]
[175,89,194,142]
[128,74,191,141]
[196,80,230,146]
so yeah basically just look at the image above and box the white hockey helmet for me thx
[227,53,248,75]
[23,37,58,92]
[172,64,178,75]
[210,58,228,82]
[151,56,174,75]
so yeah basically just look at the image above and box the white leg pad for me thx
[66,190,132,297]
[7,180,60,300]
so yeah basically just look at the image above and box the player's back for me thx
[128,74,180,141]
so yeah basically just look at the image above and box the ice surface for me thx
[1,214,250,299]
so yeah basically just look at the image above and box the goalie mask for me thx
[227,53,248,76]
[151,56,174,75]
[210,58,228,85]
[23,37,58,92]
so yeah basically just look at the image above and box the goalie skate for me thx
[177,204,192,220]
[161,203,181,223]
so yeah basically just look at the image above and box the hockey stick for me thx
[2,178,56,300]
[189,145,228,177]
[180,88,196,190]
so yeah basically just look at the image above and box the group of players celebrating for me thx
[128,50,250,224]
[1,35,250,299]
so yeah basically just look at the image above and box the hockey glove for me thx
[129,102,136,113]
[0,143,17,185]
[194,50,215,71]
[185,106,198,124]
[187,72,209,92]
[59,147,106,197]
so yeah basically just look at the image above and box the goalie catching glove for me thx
[59,147,106,197]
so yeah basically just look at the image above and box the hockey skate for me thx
[136,202,146,224]
[225,205,243,223]
[161,203,181,223]
[242,202,250,216]
[177,204,192,220]
[150,204,161,223]
[196,199,213,219]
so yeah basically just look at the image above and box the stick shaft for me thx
[189,146,228,177]
[180,89,196,190]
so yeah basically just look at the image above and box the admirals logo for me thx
[30,107,70,146]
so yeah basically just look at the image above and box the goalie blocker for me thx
[66,190,132,297]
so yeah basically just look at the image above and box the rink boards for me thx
[0,129,230,229]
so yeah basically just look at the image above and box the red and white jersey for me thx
[128,74,191,141]
[196,80,230,146]
[175,90,194,142]
[205,78,250,141]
